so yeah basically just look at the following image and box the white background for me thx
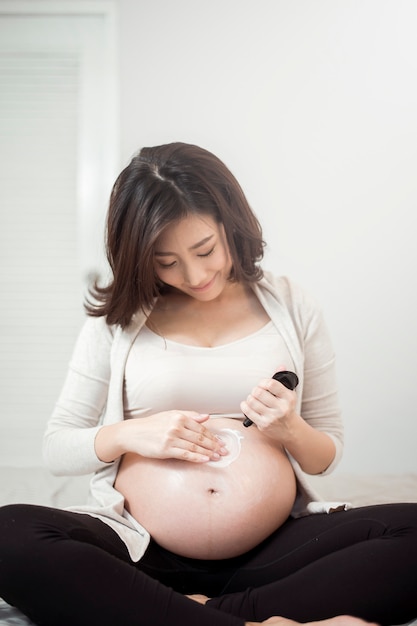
[117,0,417,475]
[2,0,417,475]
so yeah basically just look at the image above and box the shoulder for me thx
[256,271,321,316]
[68,316,116,376]
[76,315,116,346]
[78,310,148,344]
[254,272,328,347]
[70,313,147,376]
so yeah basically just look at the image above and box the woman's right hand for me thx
[94,411,228,464]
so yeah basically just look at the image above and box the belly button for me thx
[208,488,219,496]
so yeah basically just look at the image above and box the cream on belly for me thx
[114,418,297,559]
[206,427,244,467]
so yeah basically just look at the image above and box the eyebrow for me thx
[154,234,214,256]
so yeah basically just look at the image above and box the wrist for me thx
[273,411,304,447]
[282,417,337,475]
[94,422,128,463]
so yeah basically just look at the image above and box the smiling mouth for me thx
[189,276,216,292]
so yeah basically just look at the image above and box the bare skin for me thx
[96,214,335,475]
[187,594,378,626]
[251,618,379,626]
[187,595,379,626]
[105,214,365,622]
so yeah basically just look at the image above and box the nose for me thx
[183,262,208,287]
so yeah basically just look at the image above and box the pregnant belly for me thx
[114,418,297,559]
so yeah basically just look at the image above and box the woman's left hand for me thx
[241,376,337,474]
[240,377,298,442]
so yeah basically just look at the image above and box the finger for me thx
[242,394,287,423]
[250,387,278,409]
[186,412,210,424]
[170,418,226,457]
[184,418,223,449]
[251,379,294,409]
[192,428,228,456]
[170,441,221,463]
[169,412,221,449]
[240,400,261,425]
[259,377,294,398]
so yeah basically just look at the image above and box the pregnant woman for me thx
[0,142,416,626]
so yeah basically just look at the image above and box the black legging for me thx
[1,502,417,626]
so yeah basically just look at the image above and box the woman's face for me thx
[153,214,233,301]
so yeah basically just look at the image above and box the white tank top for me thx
[123,321,294,419]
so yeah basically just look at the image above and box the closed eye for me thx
[198,246,215,258]
[157,260,176,269]
[156,246,216,269]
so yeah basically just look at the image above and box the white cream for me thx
[207,428,244,468]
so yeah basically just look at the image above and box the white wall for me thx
[116,0,417,474]
[3,0,415,475]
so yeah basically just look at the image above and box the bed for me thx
[1,467,417,625]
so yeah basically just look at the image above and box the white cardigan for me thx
[43,273,345,561]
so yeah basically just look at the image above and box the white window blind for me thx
[0,51,82,465]
[0,5,118,466]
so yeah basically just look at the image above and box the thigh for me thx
[208,504,417,624]
[0,503,132,624]
[222,502,417,593]
[138,539,247,596]
[0,503,130,562]
[0,504,245,626]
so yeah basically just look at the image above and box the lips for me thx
[188,275,216,292]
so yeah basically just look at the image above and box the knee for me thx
[0,505,33,581]
[0,502,34,524]
[0,502,28,525]
[0,503,41,549]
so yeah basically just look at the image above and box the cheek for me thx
[154,266,177,285]
[154,264,164,282]
[219,246,233,272]
[158,273,175,287]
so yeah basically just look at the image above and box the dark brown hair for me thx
[86,142,265,327]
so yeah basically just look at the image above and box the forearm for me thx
[43,423,109,476]
[279,413,336,475]
[94,421,129,463]
[44,318,112,475]
[94,411,227,464]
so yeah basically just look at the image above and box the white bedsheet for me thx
[1,467,416,625]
